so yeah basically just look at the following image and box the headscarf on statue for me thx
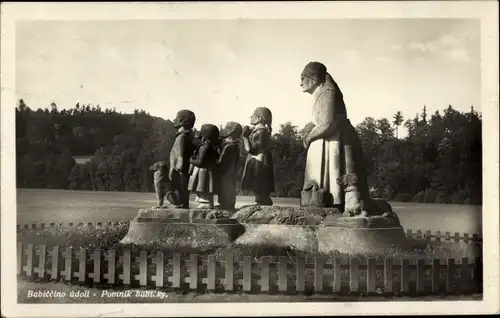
[301,62,337,90]
[301,61,349,138]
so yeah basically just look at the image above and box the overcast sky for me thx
[16,19,480,131]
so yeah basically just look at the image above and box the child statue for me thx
[167,109,196,209]
[188,124,221,209]
[241,107,275,206]
[216,121,243,210]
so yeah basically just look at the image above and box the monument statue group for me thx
[123,62,406,254]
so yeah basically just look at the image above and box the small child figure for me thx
[241,107,275,206]
[152,161,170,208]
[216,121,243,210]
[168,109,196,208]
[188,124,220,209]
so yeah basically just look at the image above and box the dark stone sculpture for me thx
[188,124,220,209]
[217,121,243,210]
[166,109,196,209]
[241,107,275,206]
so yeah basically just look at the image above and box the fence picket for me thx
[435,231,441,242]
[260,256,270,293]
[400,259,409,293]
[153,252,164,287]
[459,258,469,292]
[121,249,131,285]
[384,258,392,293]
[416,259,425,292]
[105,250,116,284]
[296,257,305,293]
[446,258,455,292]
[207,255,216,291]
[17,243,23,275]
[92,249,102,283]
[333,258,342,293]
[24,244,34,278]
[225,252,234,291]
[78,248,87,283]
[243,256,252,292]
[171,253,181,288]
[314,257,324,293]
[454,232,460,244]
[189,254,198,290]
[138,250,148,287]
[367,258,376,293]
[431,259,440,293]
[425,230,432,240]
[445,231,451,242]
[64,247,73,282]
[463,233,469,244]
[278,256,287,292]
[416,230,422,239]
[349,258,359,293]
[51,246,60,281]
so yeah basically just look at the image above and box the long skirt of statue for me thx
[188,166,217,208]
[241,151,274,205]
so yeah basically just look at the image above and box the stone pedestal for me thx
[231,205,339,252]
[233,224,318,252]
[317,214,409,255]
[120,208,244,251]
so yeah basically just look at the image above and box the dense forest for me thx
[15,99,482,205]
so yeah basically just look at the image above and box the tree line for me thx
[15,99,482,205]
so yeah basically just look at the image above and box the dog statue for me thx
[337,173,396,219]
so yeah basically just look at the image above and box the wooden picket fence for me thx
[405,229,482,244]
[17,243,482,295]
[17,222,483,244]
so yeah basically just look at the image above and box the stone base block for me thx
[233,224,318,252]
[119,208,244,251]
[322,214,401,228]
[317,226,409,255]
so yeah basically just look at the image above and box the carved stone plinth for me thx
[120,208,244,251]
[231,205,339,252]
[317,214,409,255]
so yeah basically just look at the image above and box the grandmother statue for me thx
[300,61,369,214]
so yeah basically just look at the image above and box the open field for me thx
[16,189,482,234]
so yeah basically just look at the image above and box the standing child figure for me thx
[241,107,275,206]
[188,124,220,209]
[217,121,243,210]
[168,109,196,208]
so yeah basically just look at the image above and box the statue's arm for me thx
[174,134,186,171]
[217,145,231,174]
[243,137,251,153]
[306,90,337,144]
[189,144,209,167]
[249,130,268,155]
